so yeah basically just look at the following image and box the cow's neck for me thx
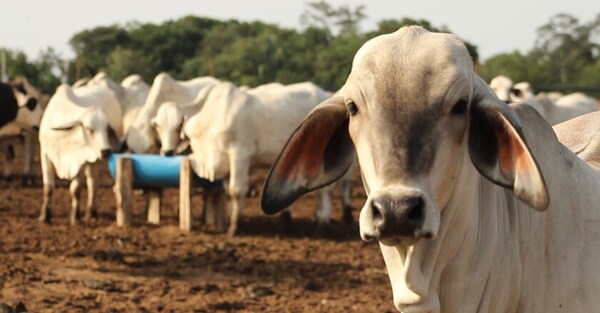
[434,169,525,313]
[383,158,529,313]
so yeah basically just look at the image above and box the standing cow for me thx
[0,80,44,184]
[262,26,600,312]
[185,81,355,236]
[126,72,218,154]
[86,72,150,142]
[39,84,122,224]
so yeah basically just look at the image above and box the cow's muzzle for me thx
[360,193,431,244]
[101,149,112,158]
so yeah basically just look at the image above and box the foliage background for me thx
[1,2,599,96]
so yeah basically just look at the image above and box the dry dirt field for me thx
[0,144,395,312]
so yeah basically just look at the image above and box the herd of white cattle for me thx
[1,71,355,235]
[2,25,600,312]
[490,74,598,125]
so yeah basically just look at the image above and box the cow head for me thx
[152,102,185,156]
[125,117,158,154]
[52,107,114,159]
[489,75,514,103]
[262,26,549,309]
[13,86,43,129]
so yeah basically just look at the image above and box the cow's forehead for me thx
[347,26,472,108]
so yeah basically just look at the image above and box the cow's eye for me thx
[451,99,468,115]
[346,101,358,116]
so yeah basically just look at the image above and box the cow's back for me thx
[251,82,329,164]
[550,92,598,124]
[554,111,600,170]
[74,86,124,138]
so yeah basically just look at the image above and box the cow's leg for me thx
[84,163,98,220]
[21,130,34,186]
[315,185,333,235]
[227,153,250,237]
[39,154,55,223]
[340,177,354,222]
[3,143,15,180]
[69,174,82,225]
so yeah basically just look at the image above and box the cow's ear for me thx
[261,96,355,215]
[51,119,81,131]
[468,76,548,211]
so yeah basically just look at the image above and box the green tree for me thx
[127,16,220,77]
[531,13,600,84]
[480,51,535,83]
[300,0,367,43]
[0,48,62,93]
[105,47,159,82]
[314,33,364,90]
[69,25,130,76]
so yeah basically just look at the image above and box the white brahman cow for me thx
[554,112,600,170]
[121,74,146,89]
[150,90,212,156]
[39,84,123,224]
[185,81,355,236]
[151,81,285,157]
[262,26,600,312]
[512,82,598,125]
[126,72,218,154]
[86,72,150,142]
[488,75,513,103]
[0,79,44,185]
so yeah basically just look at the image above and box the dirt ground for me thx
[0,144,395,312]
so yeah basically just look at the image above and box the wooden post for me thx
[179,158,192,232]
[113,157,133,227]
[147,190,161,224]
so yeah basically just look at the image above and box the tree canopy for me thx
[480,13,600,95]
[2,3,598,97]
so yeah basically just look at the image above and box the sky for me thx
[1,0,598,62]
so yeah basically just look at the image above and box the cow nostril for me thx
[405,196,425,222]
[163,150,174,156]
[370,199,385,224]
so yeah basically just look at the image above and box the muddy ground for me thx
[0,144,395,312]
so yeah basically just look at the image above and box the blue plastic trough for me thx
[108,153,221,189]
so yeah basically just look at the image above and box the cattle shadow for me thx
[89,245,386,294]
[232,215,360,241]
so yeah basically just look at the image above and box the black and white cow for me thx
[0,81,43,184]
